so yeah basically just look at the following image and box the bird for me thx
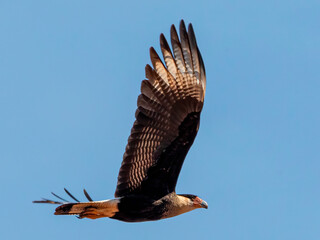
[34,20,207,222]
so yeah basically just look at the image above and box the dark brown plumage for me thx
[34,20,207,222]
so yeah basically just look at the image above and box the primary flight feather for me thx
[34,20,207,222]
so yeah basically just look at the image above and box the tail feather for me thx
[33,188,93,204]
[33,188,119,219]
[83,189,93,201]
[51,192,68,202]
[33,198,62,204]
[63,188,80,202]
[54,200,120,219]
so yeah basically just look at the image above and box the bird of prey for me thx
[34,20,207,222]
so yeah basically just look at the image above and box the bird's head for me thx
[179,194,208,209]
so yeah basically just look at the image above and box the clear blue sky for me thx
[1,0,319,239]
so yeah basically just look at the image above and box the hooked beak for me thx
[200,200,208,209]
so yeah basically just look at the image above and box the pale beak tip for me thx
[201,200,208,209]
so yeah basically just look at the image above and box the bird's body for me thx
[34,20,207,222]
[54,192,206,222]
[112,193,205,222]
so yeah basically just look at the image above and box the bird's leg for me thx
[78,207,109,219]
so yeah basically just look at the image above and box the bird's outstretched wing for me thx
[115,20,206,199]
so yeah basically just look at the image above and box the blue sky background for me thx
[1,0,319,239]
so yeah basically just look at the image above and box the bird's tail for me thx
[55,200,119,219]
[33,188,119,219]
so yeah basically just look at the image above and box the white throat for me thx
[161,195,196,219]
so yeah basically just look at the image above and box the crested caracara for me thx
[34,20,208,222]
